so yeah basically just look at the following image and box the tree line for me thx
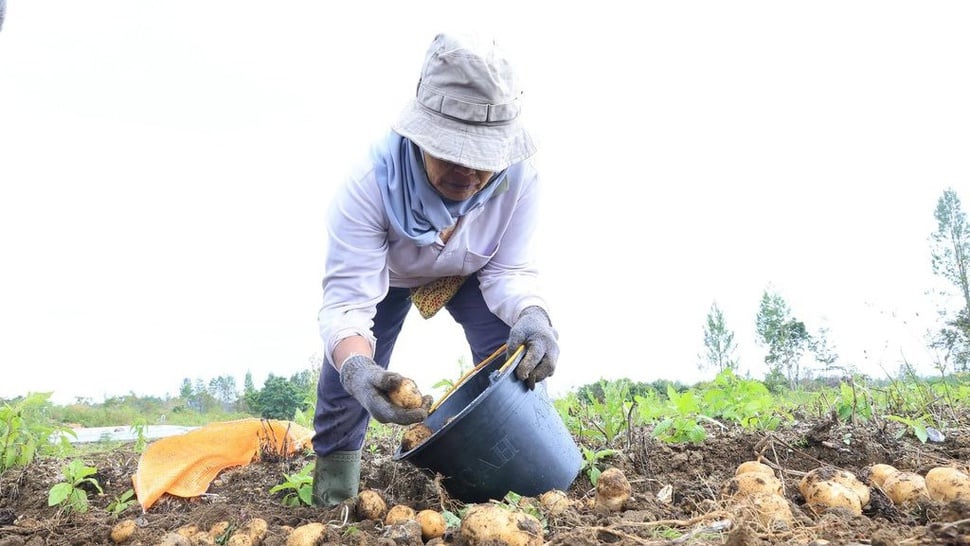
[700,187,970,388]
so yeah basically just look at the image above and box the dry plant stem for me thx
[757,433,826,473]
[614,510,734,530]
[546,527,654,545]
[671,518,732,543]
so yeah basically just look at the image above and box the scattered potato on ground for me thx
[459,503,544,546]
[193,530,216,545]
[238,518,267,543]
[226,535,252,546]
[388,378,425,409]
[868,463,900,488]
[594,467,632,512]
[400,423,433,452]
[735,492,794,530]
[209,521,231,539]
[157,533,192,546]
[382,519,424,543]
[881,471,929,506]
[799,467,869,507]
[356,489,388,521]
[539,489,571,515]
[416,509,447,541]
[723,472,784,499]
[109,519,137,543]
[827,469,870,507]
[926,466,970,502]
[802,480,862,516]
[286,522,325,546]
[385,504,417,525]
[736,460,775,477]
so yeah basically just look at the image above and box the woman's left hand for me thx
[507,306,559,389]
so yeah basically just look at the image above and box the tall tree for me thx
[208,375,238,411]
[930,188,970,369]
[755,288,811,389]
[699,301,738,372]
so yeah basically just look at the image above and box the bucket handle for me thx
[429,344,524,415]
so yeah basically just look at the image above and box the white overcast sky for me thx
[1,1,969,405]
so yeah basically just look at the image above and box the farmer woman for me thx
[312,32,558,506]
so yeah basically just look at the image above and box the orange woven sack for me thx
[132,418,313,511]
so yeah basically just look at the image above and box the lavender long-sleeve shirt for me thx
[318,138,547,362]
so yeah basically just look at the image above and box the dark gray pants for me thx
[312,276,509,456]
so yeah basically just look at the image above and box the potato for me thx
[209,521,231,540]
[735,492,793,530]
[192,531,216,545]
[356,489,388,521]
[722,472,783,499]
[389,378,425,409]
[385,504,417,525]
[176,525,200,539]
[157,533,192,546]
[594,467,632,512]
[226,535,252,546]
[382,519,423,543]
[400,423,433,452]
[802,480,862,516]
[828,469,870,507]
[881,471,929,505]
[867,463,900,488]
[799,467,869,507]
[459,503,544,546]
[926,466,970,502]
[539,489,571,515]
[286,522,325,546]
[110,519,137,543]
[736,460,775,477]
[416,509,447,541]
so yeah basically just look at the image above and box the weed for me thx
[269,463,314,506]
[106,488,137,517]
[580,446,618,485]
[1,392,75,473]
[48,459,103,514]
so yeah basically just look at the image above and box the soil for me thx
[3,414,970,546]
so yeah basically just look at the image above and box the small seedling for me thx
[106,488,137,517]
[48,459,103,514]
[269,463,314,506]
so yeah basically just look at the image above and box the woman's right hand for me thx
[338,355,430,424]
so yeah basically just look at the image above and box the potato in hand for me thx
[388,378,427,409]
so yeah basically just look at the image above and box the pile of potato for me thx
[867,463,970,506]
[721,460,793,529]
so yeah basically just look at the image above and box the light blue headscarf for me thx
[377,132,508,246]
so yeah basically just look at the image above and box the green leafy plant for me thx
[885,414,931,443]
[269,463,314,506]
[580,446,617,485]
[639,387,708,445]
[499,491,546,528]
[130,419,149,453]
[699,369,788,430]
[106,488,137,517]
[579,380,633,446]
[2,392,75,473]
[48,459,103,514]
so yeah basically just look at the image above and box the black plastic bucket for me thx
[393,347,582,503]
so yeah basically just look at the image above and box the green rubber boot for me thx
[311,450,361,507]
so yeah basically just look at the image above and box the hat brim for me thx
[392,100,536,172]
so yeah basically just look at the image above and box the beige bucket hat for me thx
[392,33,536,172]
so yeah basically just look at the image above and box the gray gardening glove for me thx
[507,306,559,390]
[339,355,431,425]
